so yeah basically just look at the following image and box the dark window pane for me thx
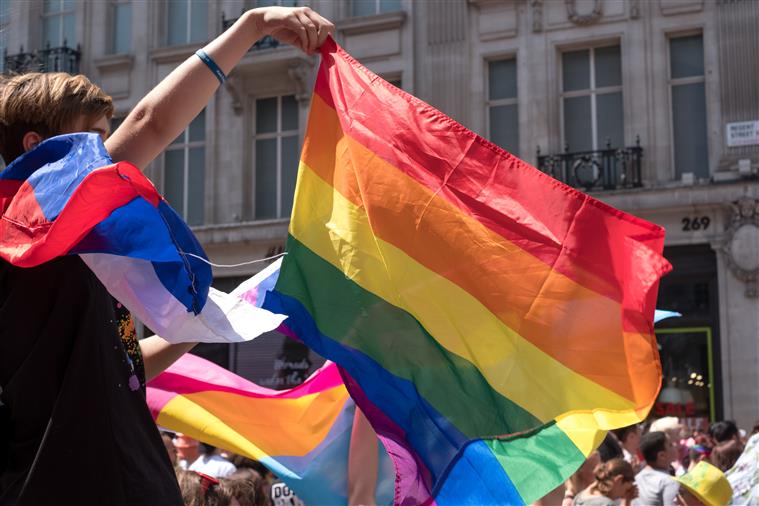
[352,0,375,16]
[563,95,592,152]
[43,15,60,46]
[256,0,279,6]
[112,3,132,54]
[164,150,185,216]
[167,0,188,46]
[594,45,621,88]
[189,109,205,142]
[488,59,517,101]
[189,0,207,43]
[670,35,704,79]
[255,138,277,219]
[672,82,709,179]
[62,12,75,46]
[562,49,590,92]
[596,92,624,149]
[280,135,299,217]
[379,0,401,12]
[256,97,278,134]
[187,147,205,225]
[281,95,298,131]
[44,0,60,14]
[489,104,519,156]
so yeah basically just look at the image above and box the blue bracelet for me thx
[195,49,227,84]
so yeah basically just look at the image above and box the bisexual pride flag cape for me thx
[262,39,672,504]
[0,133,285,343]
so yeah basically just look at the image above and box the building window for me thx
[166,0,207,46]
[561,45,623,152]
[164,110,205,226]
[42,0,76,47]
[254,95,299,220]
[0,0,9,72]
[110,0,131,54]
[669,34,708,180]
[351,0,402,17]
[487,58,519,156]
[255,0,297,6]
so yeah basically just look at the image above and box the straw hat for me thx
[676,461,733,506]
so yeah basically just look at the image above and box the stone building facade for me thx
[3,0,758,429]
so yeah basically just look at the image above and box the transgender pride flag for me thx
[0,133,285,343]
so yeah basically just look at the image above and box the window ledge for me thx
[337,10,407,36]
[149,42,205,64]
[93,53,134,72]
[191,219,290,245]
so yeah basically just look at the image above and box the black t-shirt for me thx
[0,256,183,506]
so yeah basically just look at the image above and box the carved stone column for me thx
[722,197,759,297]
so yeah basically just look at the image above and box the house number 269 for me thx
[681,216,710,231]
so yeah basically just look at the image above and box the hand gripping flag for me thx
[262,38,672,504]
[0,133,285,343]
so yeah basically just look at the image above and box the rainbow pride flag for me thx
[262,39,671,504]
[147,354,394,505]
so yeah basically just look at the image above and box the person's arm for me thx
[662,479,680,506]
[140,335,197,382]
[104,6,333,170]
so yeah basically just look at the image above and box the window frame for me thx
[559,43,624,152]
[252,95,300,220]
[486,56,519,156]
[41,0,77,48]
[667,31,708,180]
[163,111,207,225]
[109,0,131,54]
[165,0,208,47]
[351,0,403,17]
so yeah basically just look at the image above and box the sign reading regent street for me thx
[726,120,759,147]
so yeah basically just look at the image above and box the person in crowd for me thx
[684,434,712,472]
[552,451,602,506]
[709,421,741,446]
[0,6,334,505]
[572,458,638,506]
[221,471,269,506]
[177,469,236,506]
[710,440,743,473]
[176,433,202,470]
[650,417,687,475]
[614,424,643,469]
[162,431,179,467]
[598,433,625,462]
[675,461,733,506]
[190,443,238,479]
[634,431,681,506]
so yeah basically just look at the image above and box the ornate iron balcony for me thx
[4,43,81,75]
[536,138,643,191]
[221,13,282,51]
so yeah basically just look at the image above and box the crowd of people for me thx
[536,417,759,506]
[159,431,302,506]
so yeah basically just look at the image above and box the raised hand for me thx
[252,6,335,54]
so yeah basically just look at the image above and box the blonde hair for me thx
[0,72,113,163]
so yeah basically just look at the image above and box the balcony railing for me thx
[222,13,282,51]
[4,43,81,75]
[536,138,643,191]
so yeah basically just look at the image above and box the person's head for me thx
[710,440,743,472]
[174,433,201,463]
[160,431,178,467]
[176,469,237,506]
[613,424,642,454]
[598,432,625,462]
[641,431,677,470]
[592,458,636,500]
[675,461,733,506]
[220,474,269,506]
[200,442,217,456]
[709,421,740,445]
[650,416,685,442]
[0,72,113,165]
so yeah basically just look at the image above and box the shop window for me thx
[253,95,299,220]
[488,58,519,156]
[561,45,623,151]
[166,0,207,46]
[351,0,402,17]
[669,34,708,179]
[163,110,206,226]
